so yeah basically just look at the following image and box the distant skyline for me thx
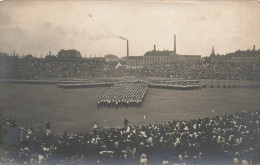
[0,1,260,57]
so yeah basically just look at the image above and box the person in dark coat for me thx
[123,118,129,129]
[46,121,51,130]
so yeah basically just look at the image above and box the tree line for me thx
[0,49,83,60]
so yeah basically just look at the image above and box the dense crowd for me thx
[0,57,120,79]
[0,55,254,80]
[98,82,148,108]
[0,110,259,165]
[137,63,252,80]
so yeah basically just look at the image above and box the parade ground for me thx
[0,83,260,133]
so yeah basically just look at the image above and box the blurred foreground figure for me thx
[2,118,20,147]
[123,118,129,129]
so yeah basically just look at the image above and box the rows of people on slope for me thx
[0,59,120,79]
[0,110,259,164]
[0,58,253,80]
[137,62,252,80]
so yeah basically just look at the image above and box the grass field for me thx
[0,84,260,133]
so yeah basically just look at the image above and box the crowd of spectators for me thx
[0,110,259,164]
[0,55,254,80]
[0,58,109,79]
[137,62,252,80]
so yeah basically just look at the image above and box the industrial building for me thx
[126,35,201,69]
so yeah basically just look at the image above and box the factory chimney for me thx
[253,45,255,51]
[154,44,156,51]
[127,40,129,58]
[174,34,176,55]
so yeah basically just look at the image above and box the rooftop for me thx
[143,50,175,57]
[127,56,143,60]
[226,49,260,57]
[179,55,201,57]
[104,54,118,58]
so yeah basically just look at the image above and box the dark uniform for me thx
[123,118,129,129]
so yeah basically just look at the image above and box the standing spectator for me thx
[93,122,98,130]
[46,121,51,135]
[123,118,129,129]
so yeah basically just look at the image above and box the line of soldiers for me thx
[97,82,148,108]
[202,81,260,88]
[57,82,114,88]
[148,83,201,90]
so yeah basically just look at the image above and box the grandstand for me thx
[0,54,256,80]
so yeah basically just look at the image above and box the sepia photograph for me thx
[0,0,260,164]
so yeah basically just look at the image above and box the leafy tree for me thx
[45,55,57,60]
[57,49,82,59]
[23,54,34,60]
[0,52,8,57]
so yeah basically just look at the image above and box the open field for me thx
[0,84,260,133]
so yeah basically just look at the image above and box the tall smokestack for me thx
[253,45,255,51]
[174,34,176,54]
[154,44,156,51]
[127,40,129,58]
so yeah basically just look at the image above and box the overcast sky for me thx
[0,1,259,57]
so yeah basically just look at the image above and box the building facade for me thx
[126,56,143,69]
[143,50,174,66]
[126,35,201,69]
[126,50,201,68]
[209,45,260,63]
[177,55,201,62]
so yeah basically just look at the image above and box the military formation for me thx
[57,82,114,88]
[148,83,201,90]
[97,82,148,108]
[202,81,260,88]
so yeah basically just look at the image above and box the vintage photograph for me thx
[0,0,260,164]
